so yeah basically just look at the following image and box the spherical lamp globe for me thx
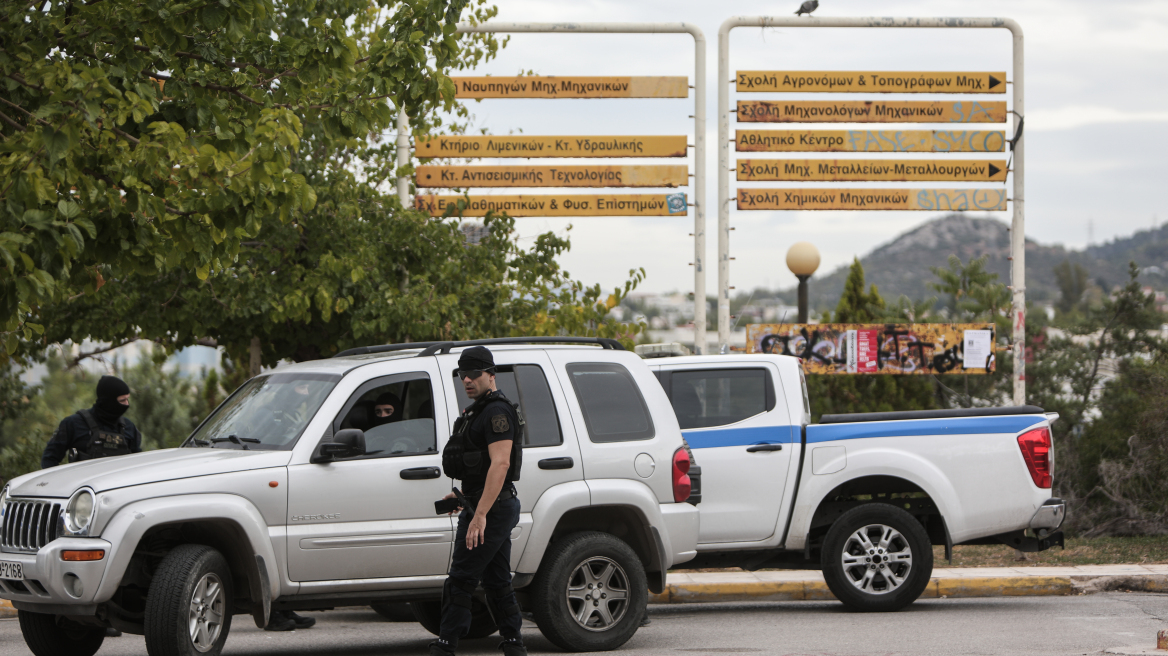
[786,242,821,278]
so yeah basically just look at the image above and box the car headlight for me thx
[63,488,96,536]
[0,486,8,520]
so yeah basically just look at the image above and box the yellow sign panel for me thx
[415,193,688,217]
[746,323,996,374]
[736,129,1007,153]
[416,165,688,188]
[451,76,688,98]
[736,71,1006,94]
[736,188,1007,211]
[736,101,1007,124]
[737,159,1007,182]
[415,136,688,159]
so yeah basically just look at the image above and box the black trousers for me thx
[439,493,523,648]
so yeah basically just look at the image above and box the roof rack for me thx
[333,342,443,358]
[417,337,625,357]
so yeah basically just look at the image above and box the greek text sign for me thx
[415,136,688,159]
[736,101,1007,124]
[415,193,688,217]
[735,188,1007,211]
[745,323,996,374]
[450,76,688,98]
[416,165,688,188]
[735,129,1007,153]
[735,71,1006,94]
[737,159,1007,182]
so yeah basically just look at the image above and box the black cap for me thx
[96,375,130,401]
[457,346,495,371]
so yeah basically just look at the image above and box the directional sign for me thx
[737,159,1007,182]
[736,129,1007,153]
[415,135,688,159]
[451,76,688,98]
[416,165,688,188]
[415,193,688,217]
[735,71,1006,94]
[735,188,1007,211]
[736,100,1007,124]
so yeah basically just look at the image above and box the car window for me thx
[452,364,563,447]
[670,368,772,430]
[565,363,655,442]
[186,373,340,450]
[332,373,437,459]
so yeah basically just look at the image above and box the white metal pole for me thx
[717,20,732,354]
[396,110,411,208]
[719,17,1023,396]
[454,22,707,353]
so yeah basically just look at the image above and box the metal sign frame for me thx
[718,16,1025,403]
[395,22,709,354]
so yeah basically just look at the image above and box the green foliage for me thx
[1,0,501,347]
[806,259,938,420]
[1054,259,1091,315]
[120,356,202,450]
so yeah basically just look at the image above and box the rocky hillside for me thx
[792,215,1168,311]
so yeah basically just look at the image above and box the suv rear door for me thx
[655,361,795,544]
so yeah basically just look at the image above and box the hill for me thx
[783,215,1168,312]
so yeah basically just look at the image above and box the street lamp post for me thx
[786,242,820,324]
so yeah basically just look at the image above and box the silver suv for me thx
[0,338,699,656]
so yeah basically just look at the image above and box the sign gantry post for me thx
[718,16,1025,403]
[398,22,709,354]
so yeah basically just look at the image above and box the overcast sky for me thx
[433,0,1168,295]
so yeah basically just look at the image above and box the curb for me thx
[0,599,14,619]
[650,574,1168,604]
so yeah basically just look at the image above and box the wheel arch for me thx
[803,475,950,559]
[545,505,667,594]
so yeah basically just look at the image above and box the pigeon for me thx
[795,0,818,16]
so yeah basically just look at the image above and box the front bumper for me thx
[0,538,112,609]
[1029,497,1066,533]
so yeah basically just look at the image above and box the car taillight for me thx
[1017,427,1052,488]
[671,448,692,503]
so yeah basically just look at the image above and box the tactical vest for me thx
[442,391,524,484]
[72,409,133,461]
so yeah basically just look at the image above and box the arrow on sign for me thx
[989,75,1002,90]
[988,163,1002,178]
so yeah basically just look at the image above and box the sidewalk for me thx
[652,564,1168,604]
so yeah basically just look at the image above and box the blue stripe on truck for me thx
[683,426,797,449]
[806,414,1046,443]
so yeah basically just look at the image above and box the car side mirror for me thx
[312,429,366,463]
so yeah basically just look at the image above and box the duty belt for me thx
[469,485,516,506]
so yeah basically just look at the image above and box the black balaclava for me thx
[94,375,131,422]
[370,392,402,427]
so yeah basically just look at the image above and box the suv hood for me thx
[7,448,292,498]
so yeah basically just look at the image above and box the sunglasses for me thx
[457,369,493,381]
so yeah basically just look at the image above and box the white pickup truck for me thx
[646,352,1066,612]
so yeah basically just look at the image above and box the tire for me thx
[531,531,647,652]
[144,544,234,656]
[411,599,498,640]
[18,611,104,656]
[370,601,415,622]
[821,503,934,612]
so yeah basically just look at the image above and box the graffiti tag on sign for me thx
[745,323,997,375]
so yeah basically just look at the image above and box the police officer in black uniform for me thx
[41,375,143,468]
[432,346,527,656]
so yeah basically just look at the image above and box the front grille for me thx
[1,499,61,553]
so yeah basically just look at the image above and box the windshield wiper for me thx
[210,435,261,450]
[188,438,212,447]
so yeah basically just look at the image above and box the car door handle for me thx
[400,466,441,480]
[538,457,574,470]
[746,444,783,452]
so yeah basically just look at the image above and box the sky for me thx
[427,0,1168,295]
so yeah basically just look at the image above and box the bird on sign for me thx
[795,0,818,16]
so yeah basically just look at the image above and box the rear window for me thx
[565,363,655,442]
[671,368,772,430]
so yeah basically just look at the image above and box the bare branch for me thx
[71,338,139,367]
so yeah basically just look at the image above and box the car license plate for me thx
[0,560,23,580]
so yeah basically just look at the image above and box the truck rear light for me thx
[671,448,692,502]
[1017,427,1052,488]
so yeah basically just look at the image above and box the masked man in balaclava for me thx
[41,375,143,468]
[370,392,402,428]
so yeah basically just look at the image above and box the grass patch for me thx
[935,536,1168,567]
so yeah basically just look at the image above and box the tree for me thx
[1,0,500,349]
[929,254,1002,319]
[1053,259,1090,315]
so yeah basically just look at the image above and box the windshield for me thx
[185,373,340,450]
